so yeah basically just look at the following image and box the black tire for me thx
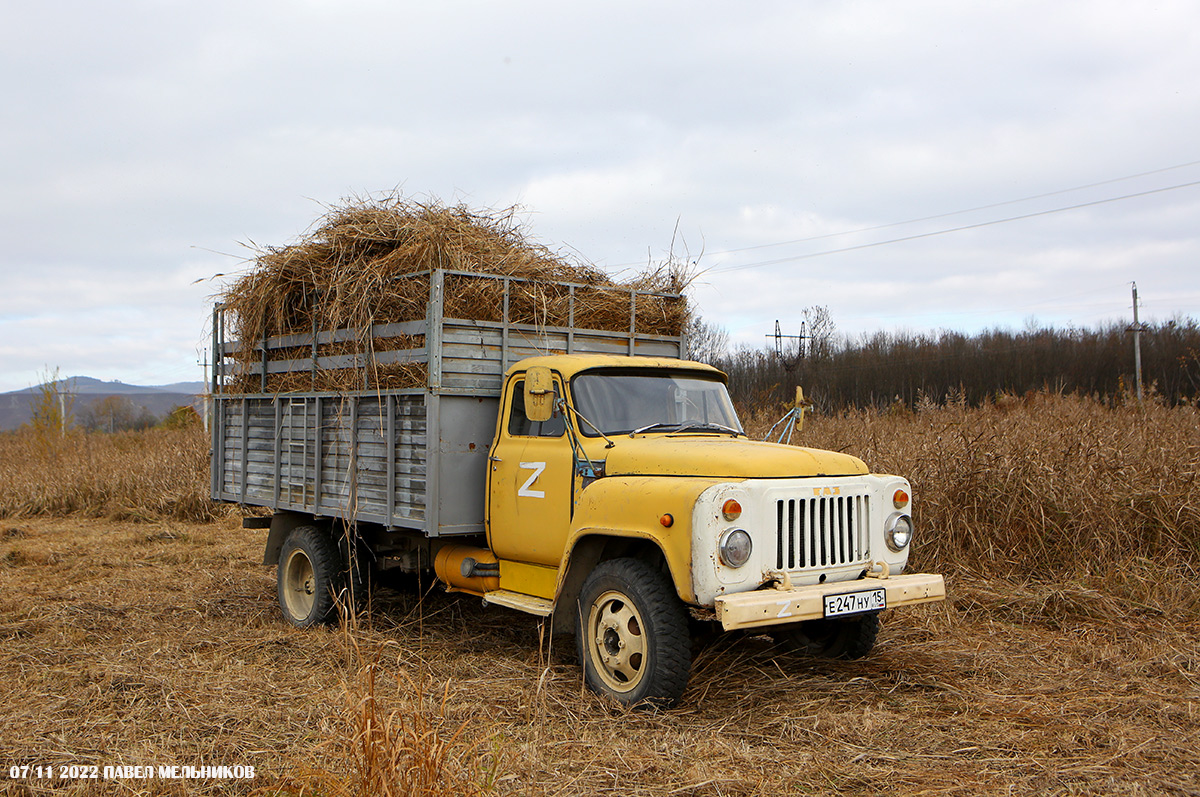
[277,526,345,628]
[772,612,880,659]
[577,558,691,709]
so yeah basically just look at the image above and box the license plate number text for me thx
[823,588,886,618]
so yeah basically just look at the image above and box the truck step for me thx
[482,590,554,617]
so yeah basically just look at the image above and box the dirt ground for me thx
[2,517,1198,796]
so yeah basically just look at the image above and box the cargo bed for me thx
[210,268,684,535]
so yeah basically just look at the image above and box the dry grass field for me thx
[2,393,1198,796]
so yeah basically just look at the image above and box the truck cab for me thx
[449,354,945,706]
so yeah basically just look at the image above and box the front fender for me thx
[559,476,726,605]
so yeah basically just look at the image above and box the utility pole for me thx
[201,349,210,433]
[1127,283,1145,403]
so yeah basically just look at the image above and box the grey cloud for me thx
[1,0,1199,390]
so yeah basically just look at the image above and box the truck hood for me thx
[602,436,868,479]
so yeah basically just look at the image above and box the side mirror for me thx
[524,366,555,422]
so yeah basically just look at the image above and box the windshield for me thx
[571,370,743,436]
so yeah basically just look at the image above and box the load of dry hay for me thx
[219,196,690,392]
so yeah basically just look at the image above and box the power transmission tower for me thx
[767,320,809,373]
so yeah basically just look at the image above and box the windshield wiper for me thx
[629,422,679,437]
[674,421,743,436]
[629,421,743,437]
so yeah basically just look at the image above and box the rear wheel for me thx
[773,612,880,659]
[577,558,691,708]
[277,526,344,627]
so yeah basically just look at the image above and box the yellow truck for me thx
[211,268,944,707]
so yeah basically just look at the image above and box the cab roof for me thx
[505,354,726,382]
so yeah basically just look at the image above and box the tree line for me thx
[25,375,202,436]
[688,313,1200,413]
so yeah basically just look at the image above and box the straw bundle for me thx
[220,196,690,393]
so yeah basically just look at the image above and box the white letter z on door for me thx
[518,462,547,498]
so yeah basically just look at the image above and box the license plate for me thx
[823,588,886,618]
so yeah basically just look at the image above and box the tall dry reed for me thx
[0,425,223,522]
[748,391,1200,612]
[6,391,1199,610]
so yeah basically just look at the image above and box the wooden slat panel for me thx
[223,320,428,357]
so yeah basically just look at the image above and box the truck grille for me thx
[775,494,870,570]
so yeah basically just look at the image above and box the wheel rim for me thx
[586,590,648,693]
[282,548,317,620]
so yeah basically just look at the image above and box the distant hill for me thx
[152,381,206,394]
[0,377,205,431]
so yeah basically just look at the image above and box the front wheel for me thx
[577,558,691,708]
[277,526,345,627]
[772,611,880,659]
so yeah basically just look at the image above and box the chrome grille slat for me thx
[796,499,804,567]
[775,493,871,570]
[776,500,787,570]
[788,499,796,569]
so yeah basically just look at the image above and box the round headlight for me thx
[885,514,913,552]
[719,528,753,568]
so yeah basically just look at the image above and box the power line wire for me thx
[701,158,1200,258]
[708,178,1200,274]
[601,157,1200,270]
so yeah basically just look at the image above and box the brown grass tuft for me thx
[265,666,499,797]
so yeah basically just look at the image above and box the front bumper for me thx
[713,572,945,631]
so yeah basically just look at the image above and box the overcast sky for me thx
[2,0,1198,393]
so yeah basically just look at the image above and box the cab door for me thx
[486,374,575,566]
